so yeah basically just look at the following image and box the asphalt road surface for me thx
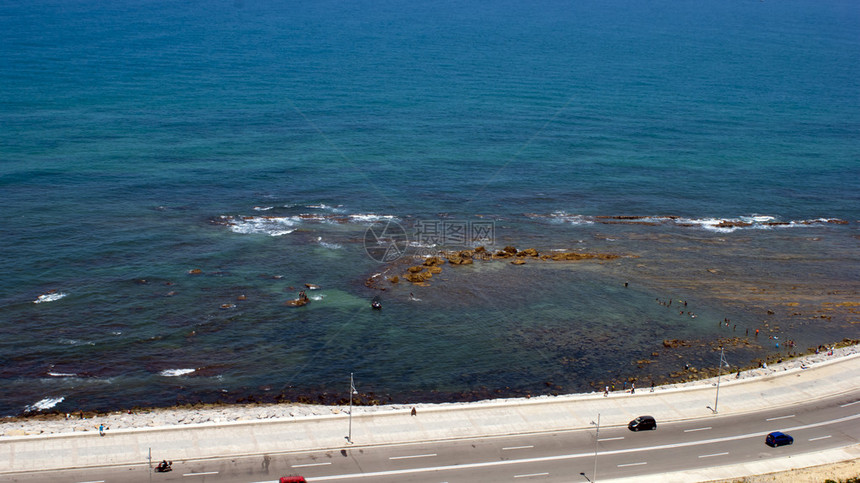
[7,392,859,483]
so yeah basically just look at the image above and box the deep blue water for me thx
[1,0,858,416]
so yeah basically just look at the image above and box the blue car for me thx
[765,431,794,447]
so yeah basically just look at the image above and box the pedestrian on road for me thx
[604,386,609,397]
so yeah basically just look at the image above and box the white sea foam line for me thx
[503,445,534,451]
[183,471,218,476]
[292,462,332,468]
[698,452,729,458]
[808,435,832,442]
[160,368,196,377]
[617,462,647,467]
[34,292,67,303]
[766,414,795,421]
[26,396,65,411]
[514,472,549,478]
[684,427,712,432]
[598,436,624,442]
[308,413,860,481]
[840,401,860,407]
[389,453,437,460]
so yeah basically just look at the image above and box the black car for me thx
[628,415,657,431]
[765,431,794,447]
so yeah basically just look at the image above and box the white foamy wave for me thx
[678,215,786,233]
[227,216,298,236]
[545,212,595,225]
[34,291,67,304]
[48,371,77,377]
[59,339,95,346]
[25,396,64,412]
[159,368,196,377]
[348,213,397,223]
[310,294,325,301]
[677,217,740,233]
[317,237,343,250]
[407,241,437,249]
[253,206,274,211]
[306,203,345,212]
[531,212,847,232]
[740,214,776,223]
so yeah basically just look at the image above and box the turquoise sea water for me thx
[1,0,858,416]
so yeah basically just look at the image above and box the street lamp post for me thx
[590,413,600,482]
[347,373,357,443]
[713,347,728,413]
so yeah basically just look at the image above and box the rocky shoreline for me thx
[2,342,857,438]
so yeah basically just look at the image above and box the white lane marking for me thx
[598,436,624,442]
[684,427,712,433]
[183,472,219,476]
[809,435,832,442]
[617,462,647,467]
[389,453,437,460]
[308,413,860,481]
[766,414,795,421]
[514,472,549,478]
[77,481,105,483]
[841,400,860,407]
[293,462,333,468]
[503,445,535,451]
[698,452,729,458]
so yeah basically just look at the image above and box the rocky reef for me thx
[378,246,626,287]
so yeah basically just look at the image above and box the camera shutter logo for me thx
[364,220,408,262]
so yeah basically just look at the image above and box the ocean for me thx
[1,0,858,416]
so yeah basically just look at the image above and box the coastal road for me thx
[7,392,859,483]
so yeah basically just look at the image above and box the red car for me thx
[280,477,307,483]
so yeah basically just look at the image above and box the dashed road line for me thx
[684,427,712,433]
[765,414,795,421]
[389,453,437,460]
[308,413,860,481]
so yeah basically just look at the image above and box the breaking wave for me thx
[529,213,849,233]
[33,291,67,304]
[25,396,64,413]
[213,206,399,237]
[159,368,196,377]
